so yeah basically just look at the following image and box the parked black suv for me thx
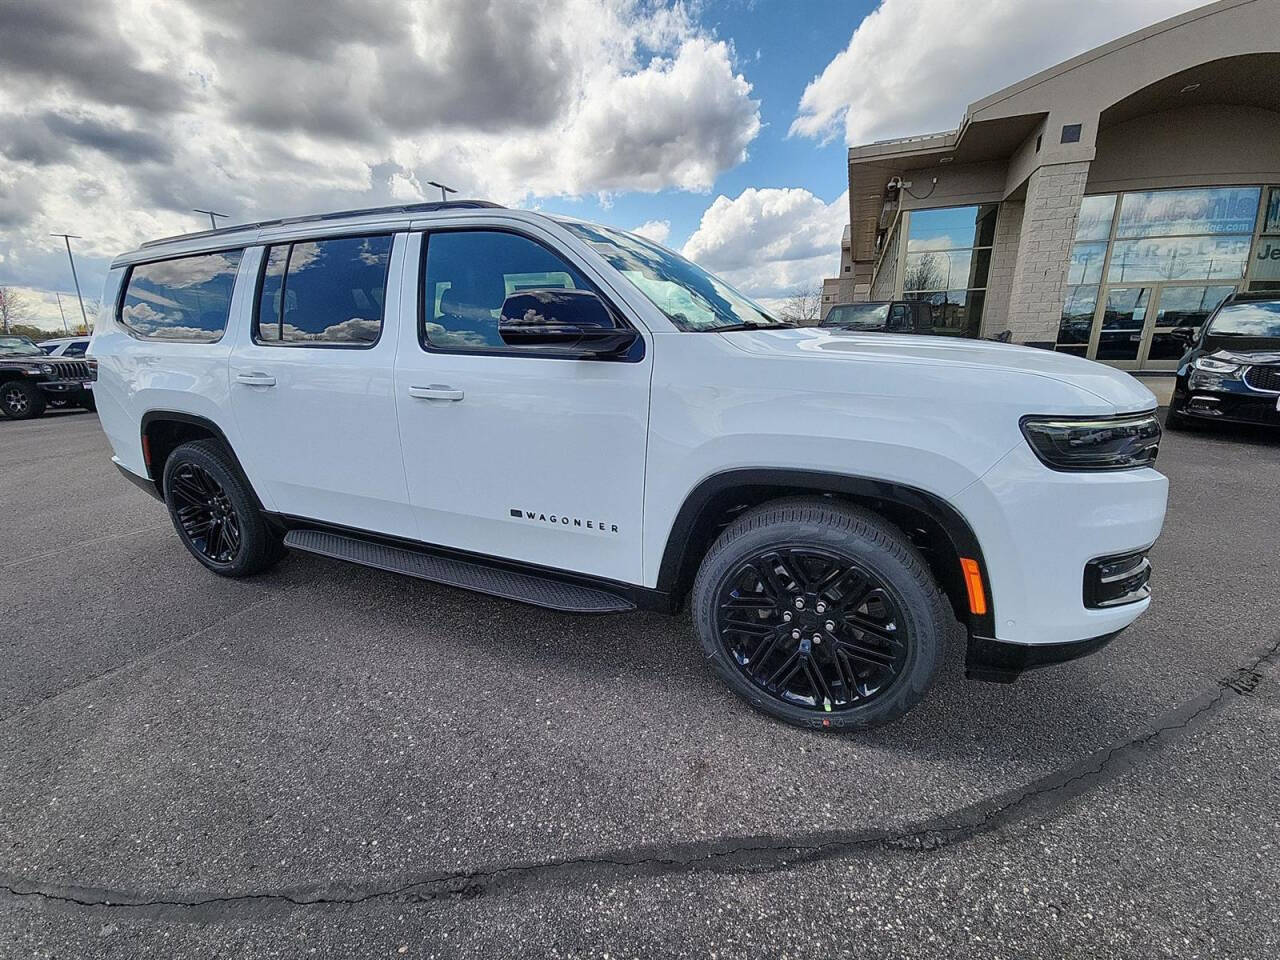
[1167,293,1280,430]
[820,300,932,334]
[0,335,95,420]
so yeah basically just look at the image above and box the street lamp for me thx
[427,181,457,203]
[50,233,89,330]
[194,208,229,229]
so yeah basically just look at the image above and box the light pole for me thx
[427,181,457,203]
[50,233,89,331]
[193,208,229,229]
[55,292,69,335]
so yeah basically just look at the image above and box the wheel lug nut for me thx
[813,634,823,644]
[816,602,827,614]
[791,629,801,640]
[795,598,805,610]
[825,621,835,632]
[782,612,792,622]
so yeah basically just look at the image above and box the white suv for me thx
[92,201,1167,730]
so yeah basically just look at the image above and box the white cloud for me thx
[631,219,672,244]
[682,187,848,301]
[0,0,761,311]
[790,0,1204,144]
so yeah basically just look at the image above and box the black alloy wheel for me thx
[715,547,908,712]
[169,461,242,564]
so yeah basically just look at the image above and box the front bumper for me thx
[36,378,92,397]
[1173,367,1280,427]
[966,630,1124,682]
[951,438,1166,652]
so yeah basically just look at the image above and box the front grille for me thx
[1244,365,1280,393]
[51,360,90,380]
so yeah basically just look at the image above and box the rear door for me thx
[392,226,650,585]
[227,233,415,537]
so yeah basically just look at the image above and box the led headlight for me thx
[1192,356,1243,375]
[40,363,55,375]
[1020,412,1161,471]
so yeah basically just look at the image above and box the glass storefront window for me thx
[1066,242,1107,284]
[1107,235,1251,283]
[1097,287,1150,362]
[1074,195,1117,242]
[1262,186,1280,233]
[906,205,997,252]
[1116,186,1261,238]
[1249,188,1280,292]
[904,289,985,338]
[1057,285,1098,346]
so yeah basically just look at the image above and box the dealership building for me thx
[822,0,1280,371]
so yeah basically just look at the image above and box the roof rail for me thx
[140,199,505,248]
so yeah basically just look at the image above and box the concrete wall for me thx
[980,199,1025,334]
[1088,104,1280,193]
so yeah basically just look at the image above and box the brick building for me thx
[822,0,1280,371]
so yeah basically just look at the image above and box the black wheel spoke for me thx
[715,545,908,714]
[167,461,240,565]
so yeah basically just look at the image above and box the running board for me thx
[283,529,635,614]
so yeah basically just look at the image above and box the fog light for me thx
[1084,551,1151,608]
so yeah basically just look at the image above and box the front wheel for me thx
[0,381,46,420]
[692,498,948,732]
[163,439,281,578]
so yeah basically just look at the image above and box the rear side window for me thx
[255,235,392,345]
[63,341,88,356]
[119,250,243,342]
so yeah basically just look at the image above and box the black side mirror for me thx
[498,289,638,356]
[1170,326,1196,345]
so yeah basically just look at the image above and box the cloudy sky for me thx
[0,0,1201,329]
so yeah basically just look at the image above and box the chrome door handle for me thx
[236,373,276,387]
[408,385,464,401]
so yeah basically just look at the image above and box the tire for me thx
[162,439,281,578]
[79,393,97,412]
[0,381,46,420]
[692,497,948,732]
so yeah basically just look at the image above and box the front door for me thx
[393,229,650,585]
[1088,283,1236,370]
[228,234,415,537]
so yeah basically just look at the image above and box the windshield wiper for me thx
[707,319,793,332]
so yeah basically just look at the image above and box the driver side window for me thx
[421,230,591,352]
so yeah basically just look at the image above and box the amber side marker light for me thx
[141,433,152,470]
[960,558,987,616]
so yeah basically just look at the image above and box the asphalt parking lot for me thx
[2,408,1279,958]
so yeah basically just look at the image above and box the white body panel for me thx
[93,206,1169,651]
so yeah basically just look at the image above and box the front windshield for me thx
[823,303,891,329]
[1207,300,1280,338]
[558,220,786,331]
[0,336,42,357]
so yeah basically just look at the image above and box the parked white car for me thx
[39,337,92,357]
[92,201,1168,730]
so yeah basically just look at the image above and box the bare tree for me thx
[903,253,946,294]
[0,286,34,335]
[779,284,823,326]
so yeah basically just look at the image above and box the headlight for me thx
[1193,356,1243,375]
[1020,413,1161,471]
[40,363,55,375]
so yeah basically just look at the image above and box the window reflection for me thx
[255,235,391,345]
[902,204,996,336]
[121,250,242,342]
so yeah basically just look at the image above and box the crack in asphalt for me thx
[3,635,1277,921]
[0,522,170,569]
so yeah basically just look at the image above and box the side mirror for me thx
[498,289,638,356]
[1170,326,1196,345]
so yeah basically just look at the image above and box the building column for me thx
[1005,160,1092,347]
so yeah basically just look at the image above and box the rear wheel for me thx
[0,381,46,420]
[692,498,948,731]
[78,393,97,412]
[162,440,281,578]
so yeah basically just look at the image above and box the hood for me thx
[1200,339,1280,363]
[717,327,1157,411]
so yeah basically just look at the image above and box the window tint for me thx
[421,231,592,351]
[256,235,391,345]
[120,250,242,342]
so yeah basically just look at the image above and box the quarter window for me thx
[119,250,242,342]
[255,235,392,345]
[421,230,594,351]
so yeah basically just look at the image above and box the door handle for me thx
[408,385,464,401]
[236,373,277,387]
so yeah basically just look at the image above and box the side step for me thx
[283,529,635,614]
